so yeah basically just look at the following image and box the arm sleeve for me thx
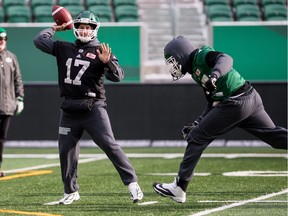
[12,54,24,98]
[104,54,125,82]
[33,27,55,55]
[205,51,233,78]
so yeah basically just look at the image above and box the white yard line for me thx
[4,153,288,159]
[190,188,288,216]
[199,200,288,203]
[137,201,158,205]
[4,157,107,174]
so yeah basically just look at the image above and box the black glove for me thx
[205,74,217,92]
[181,121,199,140]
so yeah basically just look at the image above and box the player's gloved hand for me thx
[182,121,199,140]
[15,96,24,116]
[205,73,218,92]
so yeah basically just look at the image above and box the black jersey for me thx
[33,27,124,101]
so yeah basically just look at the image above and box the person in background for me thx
[33,11,143,205]
[0,27,24,177]
[153,35,288,203]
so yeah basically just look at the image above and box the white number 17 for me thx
[64,58,90,85]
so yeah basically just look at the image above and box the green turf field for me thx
[0,147,287,216]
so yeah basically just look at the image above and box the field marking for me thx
[147,173,211,176]
[199,200,288,203]
[190,188,288,216]
[4,153,288,159]
[4,157,107,174]
[137,201,158,205]
[223,171,288,177]
[0,209,62,216]
[43,201,60,206]
[0,170,52,181]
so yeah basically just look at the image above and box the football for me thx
[52,5,73,30]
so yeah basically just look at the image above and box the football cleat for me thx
[0,171,4,177]
[128,182,144,203]
[59,191,80,205]
[153,178,186,203]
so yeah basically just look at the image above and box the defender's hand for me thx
[181,121,199,140]
[205,74,217,92]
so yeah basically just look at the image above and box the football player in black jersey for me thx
[33,11,143,205]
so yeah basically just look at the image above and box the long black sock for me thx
[177,177,189,192]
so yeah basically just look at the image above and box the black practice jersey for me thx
[33,27,125,101]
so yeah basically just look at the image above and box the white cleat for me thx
[153,178,186,203]
[59,191,80,205]
[128,182,144,203]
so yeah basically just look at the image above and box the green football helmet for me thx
[73,10,100,42]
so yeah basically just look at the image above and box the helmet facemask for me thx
[73,11,100,43]
[165,55,184,81]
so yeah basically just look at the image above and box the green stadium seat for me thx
[233,0,258,6]
[205,0,231,6]
[33,5,54,22]
[64,5,85,19]
[2,0,26,9]
[86,0,110,7]
[206,4,234,21]
[0,7,5,22]
[30,0,54,10]
[117,16,139,22]
[237,16,262,21]
[88,5,113,22]
[114,5,139,22]
[113,0,137,7]
[6,5,31,22]
[210,16,234,21]
[235,4,261,21]
[263,4,287,20]
[260,0,286,6]
[57,0,83,7]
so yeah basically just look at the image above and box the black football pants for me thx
[178,89,288,182]
[58,100,138,194]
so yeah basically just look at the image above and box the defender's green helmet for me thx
[73,10,100,42]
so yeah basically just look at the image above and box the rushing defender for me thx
[153,35,288,203]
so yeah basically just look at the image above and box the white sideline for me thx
[4,157,106,174]
[190,188,288,216]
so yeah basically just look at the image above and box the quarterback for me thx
[33,11,143,204]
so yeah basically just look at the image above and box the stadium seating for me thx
[0,7,4,22]
[260,0,286,6]
[206,4,234,21]
[86,0,110,7]
[2,0,26,8]
[113,0,137,7]
[6,5,31,22]
[117,16,139,22]
[88,5,113,22]
[114,5,139,22]
[233,0,258,6]
[33,5,54,22]
[64,5,85,19]
[263,4,287,20]
[57,0,83,7]
[30,0,54,10]
[204,0,231,6]
[235,4,261,21]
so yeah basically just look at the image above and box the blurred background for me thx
[0,0,287,147]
